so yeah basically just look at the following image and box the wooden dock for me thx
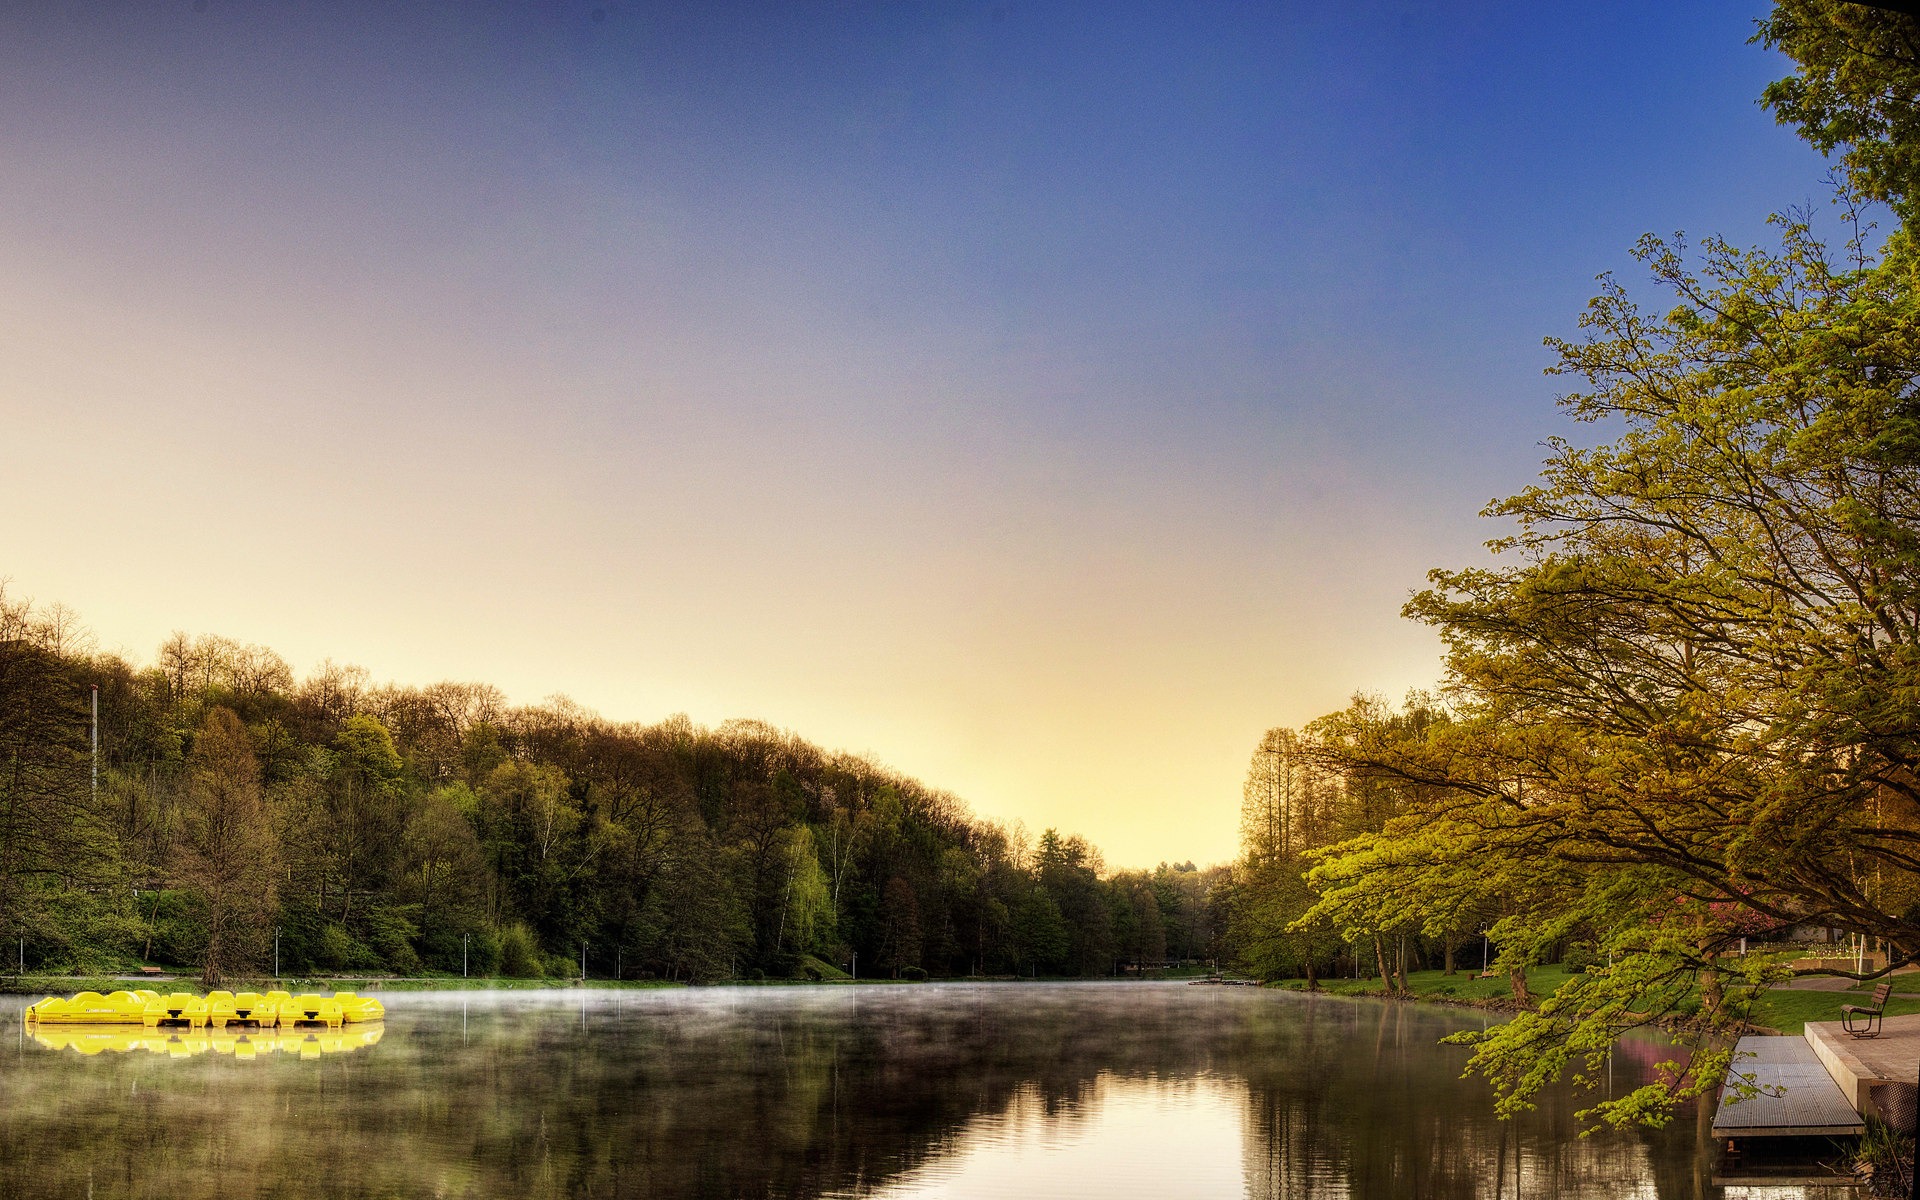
[1712,1034,1865,1138]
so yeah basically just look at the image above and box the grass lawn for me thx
[1746,987,1920,1035]
[1270,965,1920,1037]
[1272,965,1578,1003]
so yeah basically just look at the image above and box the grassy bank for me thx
[1270,966,1920,1035]
[1271,966,1579,1005]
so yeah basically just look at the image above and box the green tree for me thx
[1760,2,1920,214]
[326,715,408,924]
[1310,209,1920,1125]
[175,707,277,986]
[0,592,108,960]
[876,876,923,976]
[1011,886,1070,975]
[775,825,834,957]
[400,784,488,965]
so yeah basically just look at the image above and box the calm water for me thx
[0,983,1836,1199]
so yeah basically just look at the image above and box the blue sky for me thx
[0,1,1831,865]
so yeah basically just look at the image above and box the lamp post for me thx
[274,927,280,978]
[463,933,469,978]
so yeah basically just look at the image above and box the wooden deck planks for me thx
[1712,1035,1865,1138]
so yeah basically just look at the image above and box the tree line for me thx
[1226,0,1920,1131]
[0,600,1223,985]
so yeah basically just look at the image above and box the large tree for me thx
[1307,207,1920,1125]
[176,707,277,986]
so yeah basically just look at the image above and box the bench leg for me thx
[1844,1011,1883,1039]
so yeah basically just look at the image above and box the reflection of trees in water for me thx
[1238,999,1709,1200]
[0,987,1710,1199]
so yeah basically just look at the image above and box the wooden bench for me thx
[1842,982,1893,1038]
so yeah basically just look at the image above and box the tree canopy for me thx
[0,588,1223,986]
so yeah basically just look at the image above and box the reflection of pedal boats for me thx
[26,988,383,1029]
[31,1024,384,1058]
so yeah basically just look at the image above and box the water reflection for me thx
[851,1075,1246,1198]
[0,984,1822,1198]
[30,1025,384,1059]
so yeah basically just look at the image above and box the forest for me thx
[0,595,1223,985]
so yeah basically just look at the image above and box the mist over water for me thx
[0,983,1771,1198]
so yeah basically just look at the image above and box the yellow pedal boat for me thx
[142,991,210,1029]
[206,990,278,1028]
[25,989,160,1024]
[26,987,380,1033]
[333,992,385,1022]
[281,992,344,1029]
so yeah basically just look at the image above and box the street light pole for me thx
[463,933,469,978]
[274,927,280,978]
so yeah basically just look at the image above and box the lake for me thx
[0,982,1836,1198]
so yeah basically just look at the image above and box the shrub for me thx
[318,924,353,969]
[467,928,501,976]
[901,966,928,982]
[364,908,421,975]
[1562,942,1598,973]
[497,922,541,978]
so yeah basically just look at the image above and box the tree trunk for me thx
[1444,938,1457,976]
[1699,941,1723,1021]
[1304,953,1318,992]
[1374,937,1394,993]
[1509,965,1531,1004]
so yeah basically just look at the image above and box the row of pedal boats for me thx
[25,988,384,1030]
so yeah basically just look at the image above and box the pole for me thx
[851,950,856,981]
[89,685,98,805]
[464,933,469,978]
[274,927,280,978]
[580,943,586,982]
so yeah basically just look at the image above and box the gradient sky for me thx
[0,2,1831,867]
